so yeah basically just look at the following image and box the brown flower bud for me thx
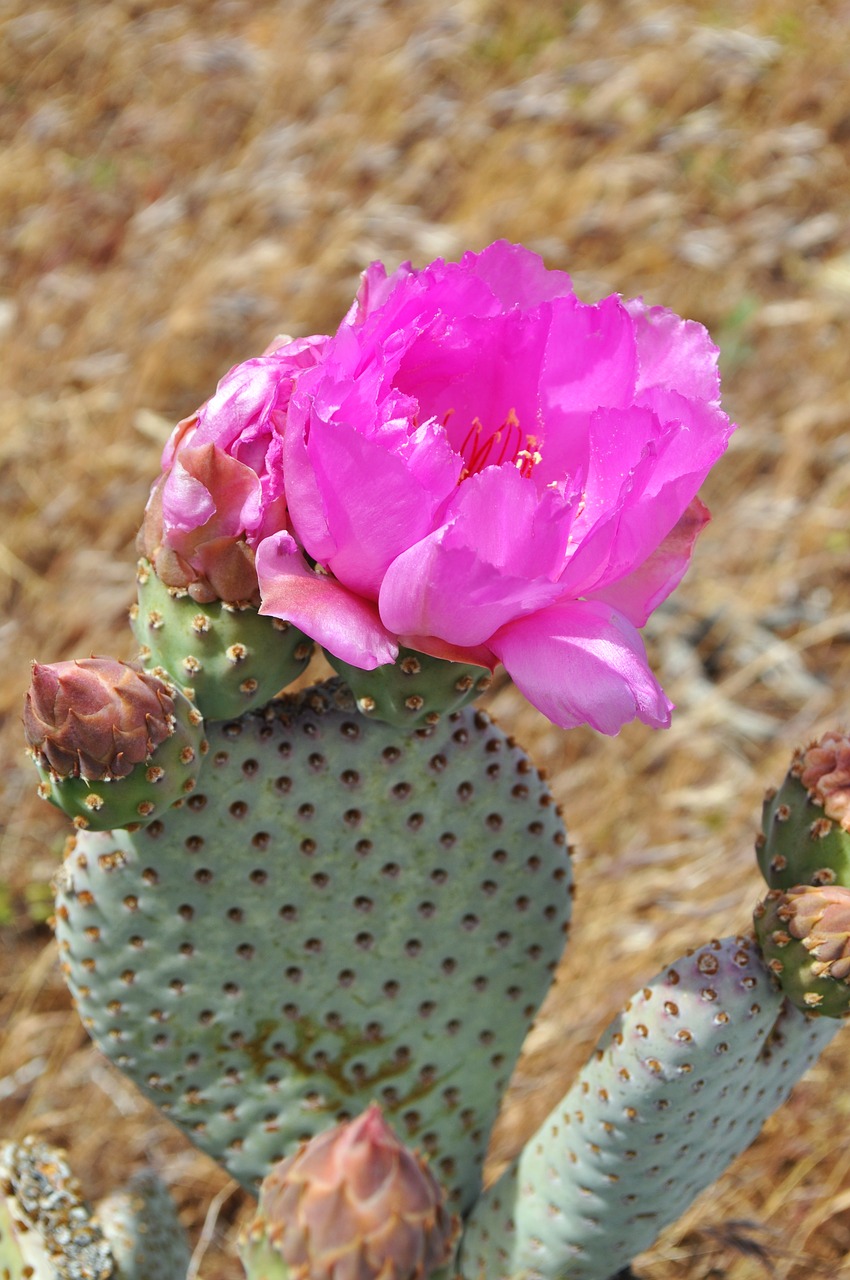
[23,658,176,780]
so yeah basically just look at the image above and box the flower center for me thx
[456,409,542,481]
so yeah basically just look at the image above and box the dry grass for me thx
[2,0,850,1275]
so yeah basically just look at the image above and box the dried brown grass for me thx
[2,0,850,1275]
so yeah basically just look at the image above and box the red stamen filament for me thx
[457,409,540,480]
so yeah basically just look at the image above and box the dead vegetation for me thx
[2,0,850,1275]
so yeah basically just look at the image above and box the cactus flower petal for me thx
[489,598,672,734]
[256,532,398,668]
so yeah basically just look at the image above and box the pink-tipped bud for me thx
[241,1105,458,1280]
[23,658,176,780]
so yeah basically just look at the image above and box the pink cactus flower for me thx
[257,242,734,733]
[139,334,328,603]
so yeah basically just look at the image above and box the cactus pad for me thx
[94,1172,190,1280]
[460,934,839,1280]
[52,681,571,1211]
[757,733,850,891]
[132,559,313,721]
[324,647,494,729]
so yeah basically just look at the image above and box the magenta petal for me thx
[256,533,397,669]
[292,416,460,597]
[490,601,673,734]
[379,469,573,647]
[590,497,710,626]
[627,299,721,402]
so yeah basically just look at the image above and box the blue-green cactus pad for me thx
[460,934,839,1279]
[53,681,571,1212]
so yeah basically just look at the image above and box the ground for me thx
[2,1,850,1276]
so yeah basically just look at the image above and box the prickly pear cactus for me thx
[0,1140,190,1280]
[132,558,313,722]
[459,935,839,1280]
[755,884,850,1017]
[52,681,571,1212]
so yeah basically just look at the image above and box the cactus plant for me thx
[322,646,495,729]
[458,935,838,1280]
[20,243,847,1280]
[757,729,850,890]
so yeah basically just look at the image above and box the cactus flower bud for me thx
[754,883,850,1016]
[24,658,206,831]
[24,658,176,780]
[238,1105,459,1280]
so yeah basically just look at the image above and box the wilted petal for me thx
[490,600,673,734]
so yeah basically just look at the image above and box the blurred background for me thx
[2,0,850,1275]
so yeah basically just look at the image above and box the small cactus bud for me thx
[24,658,205,831]
[24,658,176,780]
[238,1105,459,1280]
[754,884,850,1016]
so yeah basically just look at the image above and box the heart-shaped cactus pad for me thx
[53,680,572,1211]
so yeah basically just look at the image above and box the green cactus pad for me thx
[33,681,206,833]
[459,934,839,1280]
[0,1138,113,1280]
[324,647,494,729]
[94,1172,189,1280]
[754,885,850,1018]
[52,681,572,1212]
[757,746,850,891]
[132,559,314,721]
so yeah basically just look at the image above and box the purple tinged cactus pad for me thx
[131,558,314,722]
[323,647,495,730]
[459,935,839,1280]
[757,731,850,891]
[52,681,572,1212]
